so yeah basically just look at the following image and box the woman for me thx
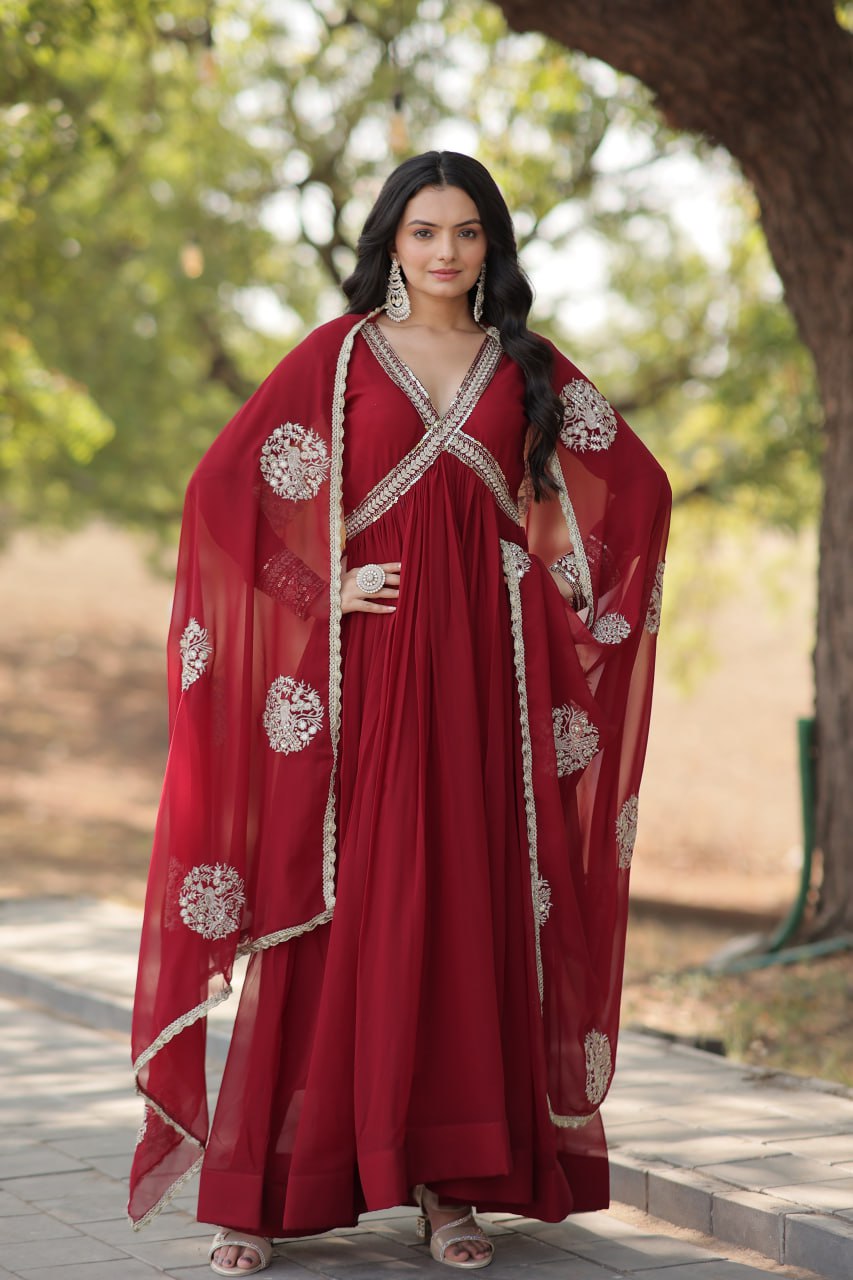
[128,152,671,1274]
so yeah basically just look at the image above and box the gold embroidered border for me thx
[239,906,334,954]
[129,1152,204,1231]
[499,539,545,1007]
[322,310,382,906]
[132,984,233,1075]
[447,431,523,526]
[345,328,507,539]
[546,452,595,623]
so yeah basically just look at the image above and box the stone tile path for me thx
[1,897,851,1279]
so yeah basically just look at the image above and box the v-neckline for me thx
[365,319,497,425]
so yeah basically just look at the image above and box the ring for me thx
[356,563,386,594]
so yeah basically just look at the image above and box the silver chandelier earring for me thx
[385,254,411,322]
[473,261,487,323]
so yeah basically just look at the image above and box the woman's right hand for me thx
[340,557,401,615]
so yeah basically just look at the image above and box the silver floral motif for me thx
[260,422,331,502]
[263,675,324,753]
[535,876,553,925]
[552,703,600,776]
[616,794,640,870]
[645,561,665,635]
[592,612,631,645]
[584,1028,612,1104]
[559,379,618,452]
[179,863,246,941]
[503,541,531,579]
[179,617,213,691]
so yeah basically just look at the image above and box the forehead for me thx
[400,184,481,225]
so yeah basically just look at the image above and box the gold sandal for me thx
[209,1229,273,1276]
[413,1183,494,1270]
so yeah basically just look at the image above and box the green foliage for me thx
[0,0,821,564]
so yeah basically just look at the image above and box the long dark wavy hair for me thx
[342,152,562,502]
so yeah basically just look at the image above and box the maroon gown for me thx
[129,311,670,1237]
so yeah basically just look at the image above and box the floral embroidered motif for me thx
[535,876,552,925]
[559,379,618,452]
[592,612,631,645]
[646,560,665,635]
[503,541,531,578]
[179,863,246,941]
[179,617,212,691]
[263,675,324,753]
[553,703,600,776]
[616,794,639,870]
[258,547,326,619]
[584,1029,613,1104]
[260,422,330,502]
[345,325,503,540]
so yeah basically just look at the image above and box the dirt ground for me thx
[3,523,850,1086]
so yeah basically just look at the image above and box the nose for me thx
[435,234,457,262]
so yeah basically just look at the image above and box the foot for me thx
[212,1242,266,1271]
[426,1200,492,1265]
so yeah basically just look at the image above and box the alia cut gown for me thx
[129,310,670,1238]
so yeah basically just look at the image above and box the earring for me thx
[473,262,487,323]
[385,255,411,322]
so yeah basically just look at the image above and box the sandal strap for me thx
[209,1230,273,1265]
[432,1217,493,1262]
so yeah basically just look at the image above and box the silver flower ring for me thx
[356,563,386,594]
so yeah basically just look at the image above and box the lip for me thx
[430,269,461,279]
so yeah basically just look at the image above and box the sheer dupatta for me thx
[519,341,671,1127]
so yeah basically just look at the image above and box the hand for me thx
[340,556,401,615]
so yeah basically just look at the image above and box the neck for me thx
[402,291,477,332]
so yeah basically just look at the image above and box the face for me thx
[392,184,487,306]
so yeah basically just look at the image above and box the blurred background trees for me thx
[1,0,819,547]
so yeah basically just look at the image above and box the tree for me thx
[494,0,853,937]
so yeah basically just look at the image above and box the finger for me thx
[359,600,396,613]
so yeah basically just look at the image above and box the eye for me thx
[412,228,433,239]
[459,228,479,239]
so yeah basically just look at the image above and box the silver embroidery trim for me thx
[446,430,523,526]
[616,794,639,870]
[546,452,595,623]
[535,875,552,926]
[259,421,331,501]
[646,560,665,635]
[503,540,531,579]
[344,325,504,540]
[591,611,631,645]
[559,379,618,452]
[553,702,600,776]
[500,538,544,1007]
[129,1151,204,1231]
[179,863,246,941]
[548,1097,599,1129]
[132,983,233,1075]
[322,311,379,908]
[263,675,324,753]
[239,906,334,955]
[179,617,212,691]
[584,1028,613,1104]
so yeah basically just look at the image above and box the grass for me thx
[622,912,853,1088]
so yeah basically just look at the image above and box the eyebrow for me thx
[405,219,483,228]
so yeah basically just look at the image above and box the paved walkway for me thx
[1,897,852,1280]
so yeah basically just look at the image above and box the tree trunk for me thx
[496,0,853,934]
